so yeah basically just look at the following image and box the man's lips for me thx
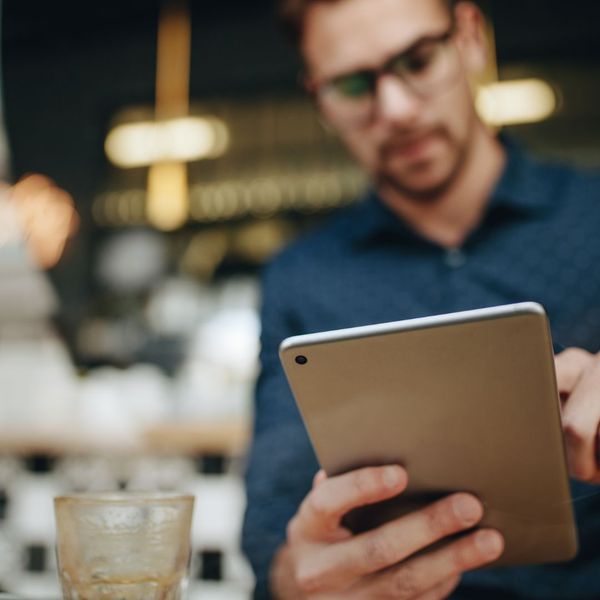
[382,132,439,161]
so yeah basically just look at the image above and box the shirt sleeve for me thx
[242,261,319,599]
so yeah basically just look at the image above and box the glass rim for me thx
[54,491,195,506]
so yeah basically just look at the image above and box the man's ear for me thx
[453,1,489,76]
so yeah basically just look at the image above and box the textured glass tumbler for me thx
[54,492,194,600]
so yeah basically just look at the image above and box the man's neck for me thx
[377,125,507,249]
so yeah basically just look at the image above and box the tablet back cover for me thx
[280,304,578,567]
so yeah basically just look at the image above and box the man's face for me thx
[302,0,484,199]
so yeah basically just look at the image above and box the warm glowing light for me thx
[105,116,229,168]
[10,174,79,268]
[147,162,188,231]
[93,167,368,227]
[476,79,557,126]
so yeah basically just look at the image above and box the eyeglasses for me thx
[308,26,458,125]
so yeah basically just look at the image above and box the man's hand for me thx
[555,348,600,483]
[272,465,504,599]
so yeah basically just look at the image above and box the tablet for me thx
[279,302,578,567]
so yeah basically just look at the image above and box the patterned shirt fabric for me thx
[242,139,600,599]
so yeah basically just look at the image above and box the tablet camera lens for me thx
[295,355,308,365]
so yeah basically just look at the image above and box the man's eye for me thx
[332,74,372,98]
[405,45,437,73]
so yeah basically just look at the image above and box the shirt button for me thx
[444,247,466,268]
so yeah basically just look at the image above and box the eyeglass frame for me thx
[304,23,460,124]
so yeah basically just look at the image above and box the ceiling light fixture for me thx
[104,116,229,169]
[476,79,558,127]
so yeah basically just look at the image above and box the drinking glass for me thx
[54,492,194,600]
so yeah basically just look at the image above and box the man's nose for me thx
[374,74,421,126]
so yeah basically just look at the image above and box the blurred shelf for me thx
[0,420,250,457]
[143,420,250,455]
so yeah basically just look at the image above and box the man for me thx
[243,0,600,597]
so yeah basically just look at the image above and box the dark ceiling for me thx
[490,0,600,61]
[4,0,600,60]
[4,1,600,110]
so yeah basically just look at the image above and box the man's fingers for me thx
[312,469,328,488]
[355,528,503,599]
[289,465,407,541]
[316,492,484,585]
[560,353,600,481]
[555,347,594,395]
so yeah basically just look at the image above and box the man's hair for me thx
[276,0,456,46]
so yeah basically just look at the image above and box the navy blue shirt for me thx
[242,142,600,599]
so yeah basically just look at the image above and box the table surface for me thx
[0,419,249,456]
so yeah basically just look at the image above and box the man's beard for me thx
[375,168,457,202]
[375,128,469,203]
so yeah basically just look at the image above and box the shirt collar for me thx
[349,136,563,245]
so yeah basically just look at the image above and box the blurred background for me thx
[0,0,599,597]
